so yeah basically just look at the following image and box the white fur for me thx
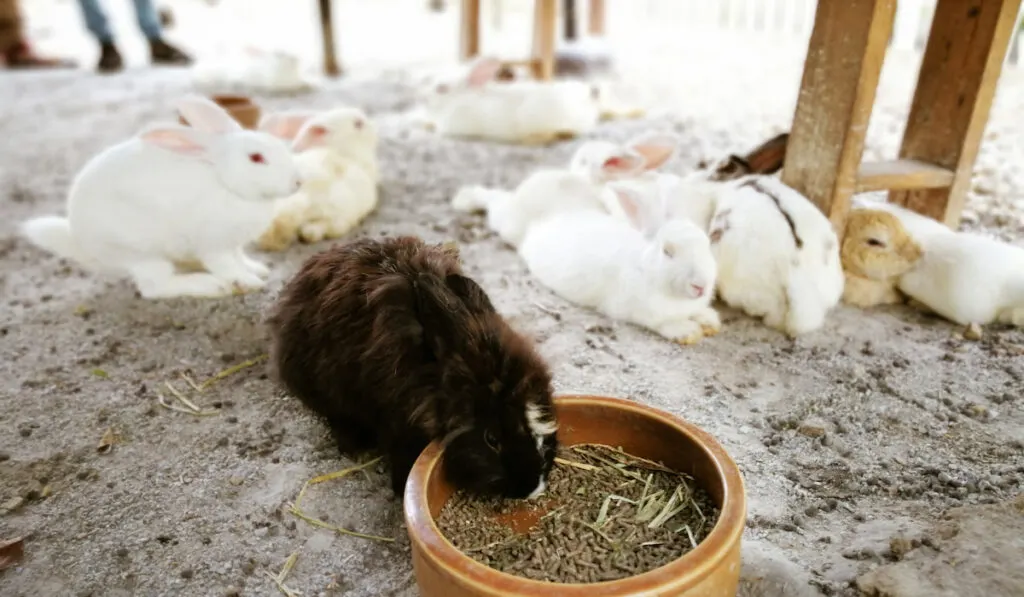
[258,107,380,245]
[568,132,720,230]
[525,402,557,500]
[709,177,844,337]
[519,184,721,343]
[897,231,1024,327]
[191,46,315,93]
[420,56,600,143]
[451,169,612,248]
[19,95,300,299]
[852,197,954,240]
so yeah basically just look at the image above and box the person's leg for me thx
[0,0,76,68]
[77,0,115,43]
[76,0,123,72]
[131,0,191,65]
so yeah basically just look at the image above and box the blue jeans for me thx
[77,0,162,43]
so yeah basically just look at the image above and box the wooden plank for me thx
[563,0,577,41]
[856,159,955,193]
[780,0,897,234]
[588,0,606,36]
[889,0,1023,228]
[318,0,341,77]
[460,0,481,60]
[531,0,558,80]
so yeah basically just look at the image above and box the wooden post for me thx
[460,0,481,60]
[588,0,605,36]
[564,0,577,41]
[531,0,558,80]
[890,0,1023,228]
[318,0,341,77]
[780,0,896,233]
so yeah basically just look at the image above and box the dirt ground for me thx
[2,3,1024,597]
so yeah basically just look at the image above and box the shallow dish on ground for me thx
[403,394,747,597]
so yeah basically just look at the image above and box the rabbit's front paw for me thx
[692,307,721,337]
[657,320,704,346]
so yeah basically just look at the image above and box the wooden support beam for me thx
[856,160,955,193]
[564,0,577,41]
[889,0,1023,228]
[531,0,558,80]
[588,0,605,36]
[460,0,481,60]
[318,0,341,77]
[781,0,896,233]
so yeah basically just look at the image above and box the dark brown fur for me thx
[709,132,790,181]
[266,236,558,497]
[740,179,804,249]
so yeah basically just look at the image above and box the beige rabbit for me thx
[840,209,923,308]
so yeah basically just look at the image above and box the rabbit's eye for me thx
[483,430,501,452]
[249,153,266,164]
[867,238,885,248]
[662,245,676,258]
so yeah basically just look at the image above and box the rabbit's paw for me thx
[657,320,704,346]
[692,307,721,337]
[299,222,328,244]
[137,273,233,299]
[237,250,270,278]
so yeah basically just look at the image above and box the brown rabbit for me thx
[266,236,559,498]
[840,209,923,308]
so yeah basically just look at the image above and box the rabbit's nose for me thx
[691,284,705,298]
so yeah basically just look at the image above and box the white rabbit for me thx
[449,133,673,248]
[708,175,845,337]
[421,56,601,144]
[19,95,301,299]
[519,182,720,344]
[254,107,380,251]
[898,231,1024,327]
[452,169,617,248]
[192,46,315,94]
[570,132,790,232]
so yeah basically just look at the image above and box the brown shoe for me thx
[149,38,192,66]
[2,42,77,69]
[97,42,124,73]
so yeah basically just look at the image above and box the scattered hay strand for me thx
[264,550,301,597]
[287,457,395,543]
[198,354,267,390]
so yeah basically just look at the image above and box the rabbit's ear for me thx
[176,95,242,134]
[414,272,472,359]
[259,111,317,142]
[610,184,657,235]
[625,133,679,171]
[465,56,504,88]
[599,150,647,179]
[139,126,210,156]
[445,274,496,315]
[292,123,329,153]
[742,132,788,174]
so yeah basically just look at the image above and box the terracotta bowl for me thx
[403,394,747,597]
[177,94,261,130]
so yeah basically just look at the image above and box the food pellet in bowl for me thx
[435,444,720,584]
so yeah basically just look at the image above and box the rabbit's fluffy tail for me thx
[20,216,98,270]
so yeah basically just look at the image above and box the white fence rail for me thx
[485,0,1024,65]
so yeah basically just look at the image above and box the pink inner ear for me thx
[292,125,328,152]
[261,113,315,142]
[140,128,207,156]
[631,141,677,171]
[601,154,644,176]
[612,187,646,231]
[465,58,503,88]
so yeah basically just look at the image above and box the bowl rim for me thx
[403,393,747,595]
